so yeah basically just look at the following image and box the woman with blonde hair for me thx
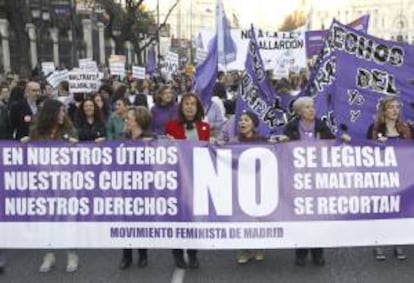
[367,96,413,260]
[367,96,413,141]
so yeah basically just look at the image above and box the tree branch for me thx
[160,0,180,28]
[136,0,180,53]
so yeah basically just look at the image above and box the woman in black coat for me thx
[74,97,106,142]
[282,96,334,266]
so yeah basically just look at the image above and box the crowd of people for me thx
[0,65,412,274]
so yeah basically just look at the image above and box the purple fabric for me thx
[305,15,370,58]
[1,140,414,222]
[151,103,179,136]
[194,36,218,111]
[309,20,414,138]
[298,120,316,141]
[146,46,156,77]
[235,25,285,137]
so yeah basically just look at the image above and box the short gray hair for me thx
[292,97,314,115]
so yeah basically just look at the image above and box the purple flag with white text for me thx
[235,25,286,136]
[305,20,414,139]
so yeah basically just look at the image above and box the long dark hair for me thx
[31,99,73,138]
[178,93,205,125]
[92,93,109,119]
[76,97,104,124]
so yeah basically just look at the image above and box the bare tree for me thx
[5,0,31,76]
[127,0,180,64]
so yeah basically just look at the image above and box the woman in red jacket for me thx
[165,93,210,141]
[165,93,210,269]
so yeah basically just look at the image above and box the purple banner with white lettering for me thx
[311,20,414,138]
[2,140,414,249]
[235,25,286,137]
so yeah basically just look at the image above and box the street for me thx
[1,246,414,283]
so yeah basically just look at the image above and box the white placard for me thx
[195,49,208,63]
[68,70,100,93]
[109,55,126,76]
[162,51,179,74]
[197,27,307,75]
[46,70,69,88]
[79,58,98,72]
[41,62,55,76]
[132,66,146,80]
[109,63,126,76]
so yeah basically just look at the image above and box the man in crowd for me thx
[10,81,40,140]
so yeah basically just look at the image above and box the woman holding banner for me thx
[233,111,267,264]
[165,93,210,269]
[26,99,80,273]
[74,97,106,143]
[367,96,413,261]
[281,96,334,266]
[118,106,153,269]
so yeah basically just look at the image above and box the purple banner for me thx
[1,139,414,222]
[235,25,286,136]
[2,139,414,248]
[310,20,414,138]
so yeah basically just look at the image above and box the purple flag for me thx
[146,45,156,77]
[216,0,237,66]
[306,20,414,139]
[235,25,286,136]
[305,15,370,58]
[194,36,218,111]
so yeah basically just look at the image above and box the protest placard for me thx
[79,58,98,72]
[41,62,55,76]
[162,51,179,74]
[132,66,146,80]
[46,69,69,88]
[68,70,100,93]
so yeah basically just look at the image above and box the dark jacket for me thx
[10,99,35,140]
[0,101,13,139]
[283,117,335,141]
[74,117,106,141]
[129,93,148,108]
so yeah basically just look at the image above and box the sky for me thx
[145,0,349,30]
[145,0,301,29]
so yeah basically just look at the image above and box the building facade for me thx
[0,0,140,75]
[308,0,414,43]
